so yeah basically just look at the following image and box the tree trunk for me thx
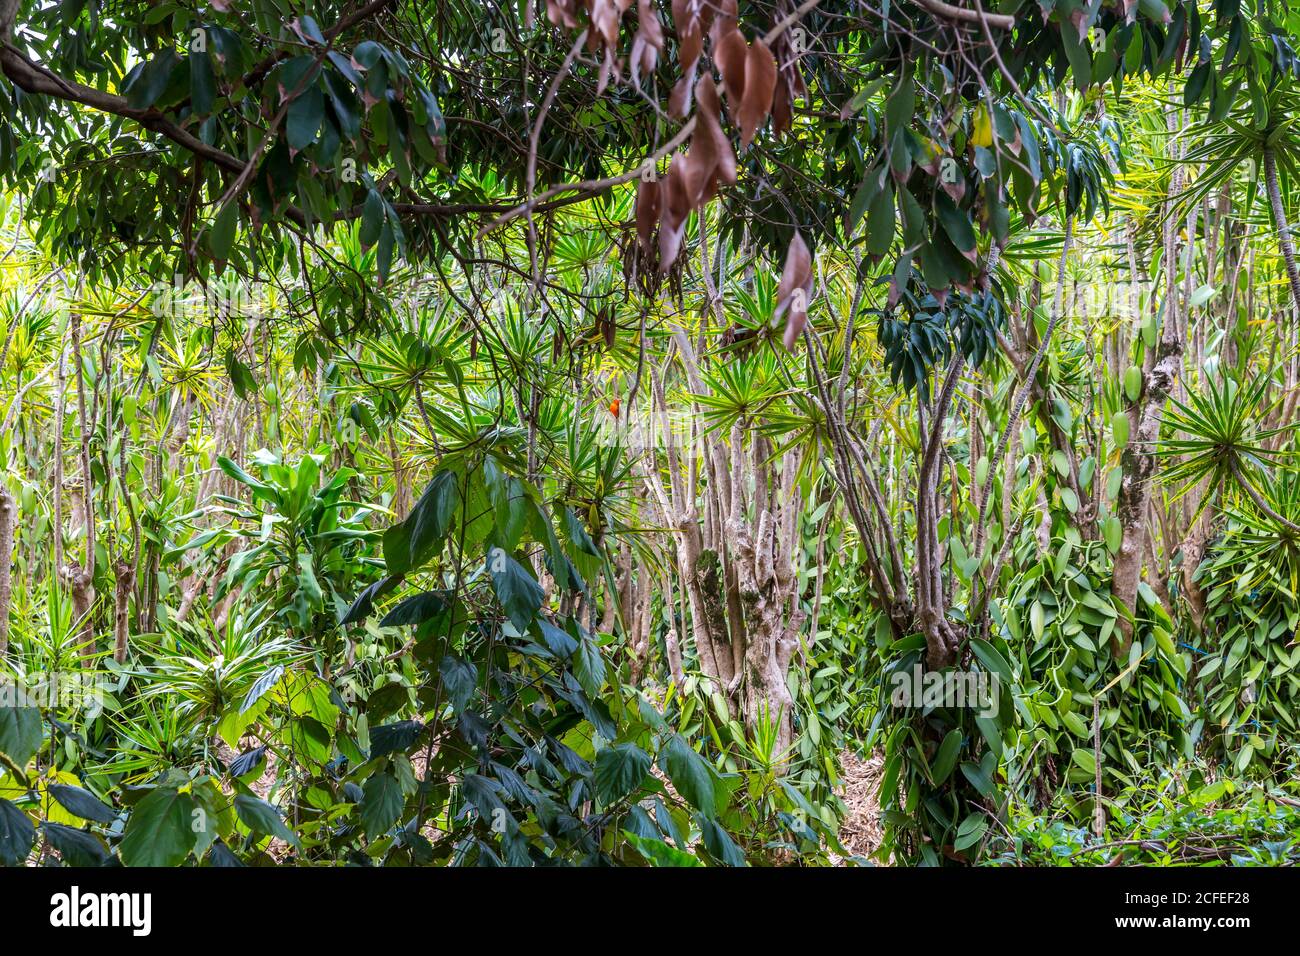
[0,486,14,656]
[1111,104,1188,655]
[112,560,133,663]
[1264,149,1300,317]
[69,310,96,661]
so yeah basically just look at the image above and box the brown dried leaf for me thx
[710,0,737,33]
[680,121,718,207]
[738,39,777,147]
[696,74,735,186]
[636,176,661,255]
[545,0,581,29]
[658,159,691,269]
[668,66,698,118]
[671,0,704,74]
[630,0,665,86]
[775,231,813,350]
[771,78,791,137]
[941,170,966,205]
[713,26,748,119]
[668,0,712,117]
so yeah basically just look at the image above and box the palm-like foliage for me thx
[136,605,305,729]
[1158,375,1297,515]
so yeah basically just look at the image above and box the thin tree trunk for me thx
[68,310,96,661]
[1264,149,1300,317]
[1111,108,1187,654]
[0,486,13,656]
[52,343,65,578]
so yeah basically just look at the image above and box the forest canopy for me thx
[1,0,1300,871]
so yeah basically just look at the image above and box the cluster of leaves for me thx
[876,280,1005,399]
[992,770,1300,865]
[0,439,776,866]
[1194,479,1300,771]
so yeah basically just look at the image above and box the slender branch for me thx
[915,0,1015,30]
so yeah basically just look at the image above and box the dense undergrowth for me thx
[2,0,1300,868]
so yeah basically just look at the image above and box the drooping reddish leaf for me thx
[630,0,666,86]
[657,159,692,268]
[737,39,777,147]
[775,231,813,349]
[635,177,661,255]
[695,74,735,187]
[545,0,581,30]
[771,78,791,137]
[713,26,749,120]
[669,65,699,118]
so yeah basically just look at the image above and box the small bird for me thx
[608,398,621,417]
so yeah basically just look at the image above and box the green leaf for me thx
[953,812,988,853]
[224,348,255,398]
[384,469,460,575]
[234,794,300,847]
[969,637,1013,684]
[660,735,715,815]
[931,729,962,784]
[48,784,117,824]
[369,720,423,758]
[1071,748,1097,775]
[287,83,325,151]
[379,589,448,627]
[699,815,747,866]
[594,743,652,803]
[537,619,578,658]
[1051,449,1070,477]
[0,702,42,769]
[959,751,997,798]
[625,831,702,866]
[573,632,607,697]
[359,189,385,249]
[190,51,217,115]
[0,798,35,866]
[119,788,198,867]
[361,772,404,838]
[487,548,544,631]
[884,73,914,133]
[43,822,109,866]
[209,201,238,263]
[934,191,977,253]
[241,664,285,715]
[1103,515,1123,554]
[438,654,477,714]
[846,166,879,237]
[866,183,896,256]
[296,552,323,605]
[124,51,180,110]
[340,574,402,625]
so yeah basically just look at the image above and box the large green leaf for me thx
[0,703,42,769]
[660,736,715,815]
[119,788,198,867]
[43,822,109,866]
[235,794,300,848]
[487,548,544,631]
[0,798,35,866]
[48,784,117,825]
[594,743,651,803]
[361,773,404,839]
